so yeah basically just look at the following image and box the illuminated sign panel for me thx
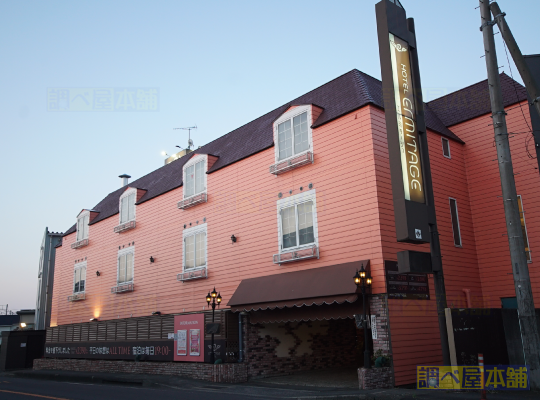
[376,0,431,243]
[389,33,425,203]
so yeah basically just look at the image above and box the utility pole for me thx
[489,2,540,121]
[479,0,540,389]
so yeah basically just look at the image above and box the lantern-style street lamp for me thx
[206,287,222,364]
[354,263,373,369]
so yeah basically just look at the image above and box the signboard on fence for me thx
[44,340,174,361]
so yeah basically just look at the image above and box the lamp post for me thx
[206,287,222,364]
[354,263,373,369]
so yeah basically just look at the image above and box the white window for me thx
[518,195,532,262]
[117,247,134,285]
[442,137,451,159]
[183,224,207,270]
[76,212,90,241]
[119,189,136,224]
[73,261,86,294]
[274,106,313,162]
[183,155,207,199]
[277,190,318,251]
[449,198,462,247]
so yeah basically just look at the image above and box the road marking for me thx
[0,390,70,400]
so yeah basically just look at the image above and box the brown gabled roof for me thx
[63,69,461,236]
[427,72,528,127]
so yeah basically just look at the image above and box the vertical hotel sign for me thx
[376,0,430,243]
[389,33,425,203]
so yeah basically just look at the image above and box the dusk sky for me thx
[1,0,539,312]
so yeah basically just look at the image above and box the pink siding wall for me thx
[51,106,388,327]
[449,101,540,306]
[52,100,524,387]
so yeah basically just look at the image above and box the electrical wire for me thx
[501,36,536,159]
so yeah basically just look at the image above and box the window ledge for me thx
[177,266,208,282]
[111,283,134,293]
[67,293,85,302]
[71,239,89,249]
[114,220,136,233]
[273,245,319,264]
[178,192,207,210]
[270,151,313,175]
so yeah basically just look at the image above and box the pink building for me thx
[41,69,538,386]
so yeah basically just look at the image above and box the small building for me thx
[35,228,63,330]
[0,315,20,349]
[17,310,36,330]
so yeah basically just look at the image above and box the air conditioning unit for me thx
[177,192,207,210]
[114,220,136,233]
[177,266,208,282]
[67,293,86,302]
[111,283,135,293]
[269,151,313,175]
[273,245,319,264]
[71,239,89,249]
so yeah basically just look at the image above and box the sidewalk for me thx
[2,369,537,400]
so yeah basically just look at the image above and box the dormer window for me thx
[270,105,317,175]
[71,210,92,249]
[185,159,205,197]
[178,154,214,210]
[120,191,136,223]
[76,212,89,242]
[278,111,309,160]
[114,187,140,233]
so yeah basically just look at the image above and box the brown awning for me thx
[248,299,363,324]
[227,260,369,312]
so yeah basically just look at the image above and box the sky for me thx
[1,0,539,312]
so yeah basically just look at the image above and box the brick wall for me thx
[245,317,357,379]
[358,367,393,390]
[33,358,247,383]
[370,294,392,355]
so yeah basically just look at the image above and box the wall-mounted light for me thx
[150,256,155,263]
[231,235,237,243]
[151,311,161,315]
[20,322,27,328]
[96,271,101,276]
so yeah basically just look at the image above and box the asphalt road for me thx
[0,377,283,400]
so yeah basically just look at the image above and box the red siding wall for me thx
[369,106,483,385]
[449,101,540,306]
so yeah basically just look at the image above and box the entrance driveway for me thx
[254,368,359,389]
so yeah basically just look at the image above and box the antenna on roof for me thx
[173,126,197,150]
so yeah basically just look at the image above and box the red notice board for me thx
[173,313,205,362]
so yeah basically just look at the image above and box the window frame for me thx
[183,154,208,199]
[449,197,462,247]
[119,188,137,224]
[273,105,314,163]
[76,211,90,241]
[182,223,207,272]
[73,261,87,294]
[517,195,532,262]
[276,189,319,253]
[441,137,451,159]
[116,247,135,286]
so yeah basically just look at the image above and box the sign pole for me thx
[375,0,450,365]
